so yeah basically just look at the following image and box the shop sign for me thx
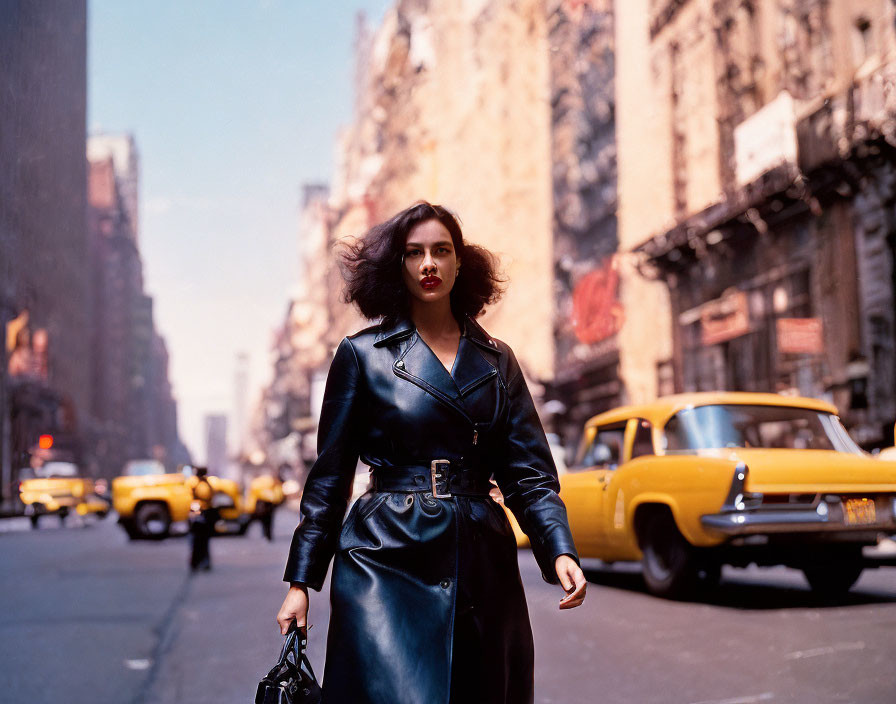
[701,291,750,346]
[571,256,624,345]
[777,318,824,355]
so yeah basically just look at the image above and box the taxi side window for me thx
[630,419,655,459]
[584,423,626,469]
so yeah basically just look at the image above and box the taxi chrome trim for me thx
[702,464,896,535]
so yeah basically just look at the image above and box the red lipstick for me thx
[420,275,442,290]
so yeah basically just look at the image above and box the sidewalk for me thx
[143,508,328,704]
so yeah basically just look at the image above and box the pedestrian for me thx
[276,201,586,704]
[189,465,216,571]
[251,471,284,542]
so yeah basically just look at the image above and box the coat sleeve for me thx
[493,344,580,585]
[283,337,364,590]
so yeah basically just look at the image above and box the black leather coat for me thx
[284,314,580,704]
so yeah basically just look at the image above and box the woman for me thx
[276,202,586,704]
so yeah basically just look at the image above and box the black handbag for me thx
[255,622,321,704]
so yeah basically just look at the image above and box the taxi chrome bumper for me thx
[701,463,896,536]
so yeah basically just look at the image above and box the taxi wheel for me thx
[640,510,697,599]
[135,502,171,539]
[802,561,863,597]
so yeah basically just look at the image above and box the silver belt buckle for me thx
[430,459,452,498]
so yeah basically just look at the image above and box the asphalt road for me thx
[1,509,895,703]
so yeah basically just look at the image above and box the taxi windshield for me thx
[662,404,864,454]
[123,460,166,476]
[39,462,79,478]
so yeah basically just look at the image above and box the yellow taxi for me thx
[18,462,109,528]
[112,460,248,539]
[560,392,896,598]
[244,474,286,516]
[877,425,896,461]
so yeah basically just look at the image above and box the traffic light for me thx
[38,434,54,450]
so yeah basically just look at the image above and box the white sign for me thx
[734,91,798,186]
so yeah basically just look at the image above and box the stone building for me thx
[544,0,622,445]
[325,0,557,380]
[0,1,90,498]
[616,0,896,446]
[88,155,142,476]
[276,1,621,461]
[204,414,228,477]
[88,137,188,475]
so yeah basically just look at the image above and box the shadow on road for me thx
[581,564,896,610]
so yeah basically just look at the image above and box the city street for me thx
[1,509,895,703]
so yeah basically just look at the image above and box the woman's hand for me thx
[276,583,309,634]
[555,555,586,610]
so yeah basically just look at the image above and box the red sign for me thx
[571,257,624,345]
[777,318,824,355]
[701,291,750,346]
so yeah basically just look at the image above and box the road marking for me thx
[784,641,865,660]
[689,693,774,704]
[124,659,152,670]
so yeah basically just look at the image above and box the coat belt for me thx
[370,462,492,497]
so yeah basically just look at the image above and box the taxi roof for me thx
[584,391,840,429]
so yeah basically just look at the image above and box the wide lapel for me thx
[452,329,498,398]
[377,315,504,421]
[396,334,466,412]
[376,315,470,421]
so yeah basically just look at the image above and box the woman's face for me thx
[402,219,460,306]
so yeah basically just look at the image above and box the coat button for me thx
[440,579,451,589]
[395,360,405,369]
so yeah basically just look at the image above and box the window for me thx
[662,404,864,454]
[852,16,874,65]
[579,423,626,469]
[631,419,655,459]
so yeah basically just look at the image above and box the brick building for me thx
[88,137,189,476]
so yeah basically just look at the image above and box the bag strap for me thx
[269,622,318,685]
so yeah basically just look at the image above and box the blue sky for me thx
[89,0,391,461]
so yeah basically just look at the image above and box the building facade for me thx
[618,0,896,446]
[326,0,558,379]
[204,414,229,477]
[88,136,189,476]
[0,1,90,500]
[544,0,623,446]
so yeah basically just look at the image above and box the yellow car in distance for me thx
[18,462,109,528]
[244,474,286,516]
[113,460,248,539]
[562,392,896,599]
[185,472,248,533]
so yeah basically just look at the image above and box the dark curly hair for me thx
[340,201,505,327]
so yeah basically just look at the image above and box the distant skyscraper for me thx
[233,352,249,457]
[204,414,228,477]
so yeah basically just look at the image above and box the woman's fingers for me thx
[276,608,296,635]
[276,587,309,634]
[558,565,587,610]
